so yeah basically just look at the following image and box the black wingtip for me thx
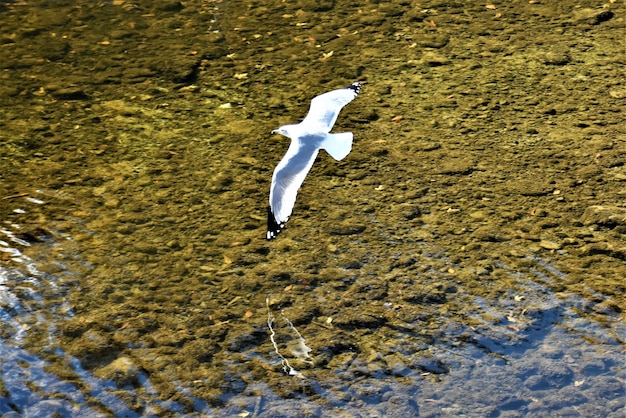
[267,206,285,240]
[348,82,362,94]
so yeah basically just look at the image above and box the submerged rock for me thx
[95,356,141,387]
[580,205,626,229]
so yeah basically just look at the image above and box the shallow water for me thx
[1,0,624,416]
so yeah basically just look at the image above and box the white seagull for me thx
[267,82,362,240]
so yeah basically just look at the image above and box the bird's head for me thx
[271,125,297,138]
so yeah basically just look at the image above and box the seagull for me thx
[267,82,362,240]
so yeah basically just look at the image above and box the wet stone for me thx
[389,361,411,377]
[116,213,150,225]
[540,363,575,388]
[583,376,624,402]
[37,39,70,61]
[581,359,606,375]
[153,0,184,12]
[396,204,422,220]
[419,51,452,67]
[103,198,119,208]
[347,359,370,376]
[580,205,626,228]
[329,224,366,236]
[539,240,561,250]
[579,242,626,261]
[0,85,20,97]
[413,140,441,152]
[571,8,615,25]
[257,403,321,418]
[414,357,450,374]
[123,67,157,81]
[437,158,474,175]
[418,34,450,49]
[472,226,510,242]
[527,386,587,414]
[514,179,553,196]
[94,357,141,387]
[520,367,544,388]
[406,8,427,21]
[135,243,158,254]
[50,87,90,100]
[23,400,69,418]
[298,0,335,12]
[109,29,135,40]
[541,49,571,66]
[155,55,202,82]
[379,394,420,417]
[69,331,119,368]
[332,309,384,328]
[206,32,225,43]
[367,362,386,377]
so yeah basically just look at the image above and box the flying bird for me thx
[267,82,362,240]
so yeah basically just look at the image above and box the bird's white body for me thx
[267,82,361,240]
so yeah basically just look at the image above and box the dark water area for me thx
[0,0,624,416]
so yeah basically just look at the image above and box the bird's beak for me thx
[271,130,277,134]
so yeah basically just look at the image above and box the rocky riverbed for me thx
[1,1,624,416]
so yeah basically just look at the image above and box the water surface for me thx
[1,0,624,416]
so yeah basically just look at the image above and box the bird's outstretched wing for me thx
[300,82,361,133]
[267,140,321,240]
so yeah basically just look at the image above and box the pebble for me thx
[415,357,450,374]
[94,357,140,387]
[420,51,452,67]
[389,361,411,377]
[50,87,89,100]
[580,205,626,227]
[329,224,366,236]
[539,240,561,250]
[540,49,571,66]
[437,158,474,175]
[123,67,157,81]
[570,8,615,25]
[418,34,450,49]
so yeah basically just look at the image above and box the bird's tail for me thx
[322,132,353,161]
